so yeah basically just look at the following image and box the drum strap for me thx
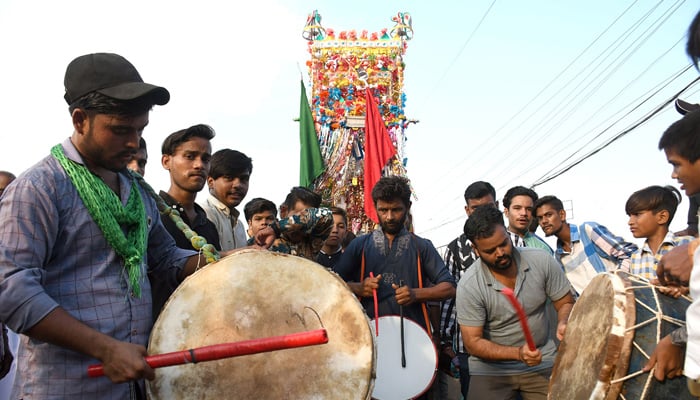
[359,235,433,337]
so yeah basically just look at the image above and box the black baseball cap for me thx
[63,53,170,105]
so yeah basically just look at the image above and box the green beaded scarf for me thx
[51,144,147,297]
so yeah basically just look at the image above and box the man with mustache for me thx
[202,148,253,251]
[534,195,637,295]
[456,206,574,400]
[503,186,552,254]
[154,124,221,318]
[333,175,456,337]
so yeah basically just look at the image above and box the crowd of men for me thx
[2,9,700,400]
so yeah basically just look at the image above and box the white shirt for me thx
[201,195,247,251]
[686,244,700,379]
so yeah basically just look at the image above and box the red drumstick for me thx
[87,328,328,378]
[370,272,379,335]
[499,288,536,351]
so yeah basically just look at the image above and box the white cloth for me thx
[686,244,700,379]
[201,195,247,251]
[0,330,19,398]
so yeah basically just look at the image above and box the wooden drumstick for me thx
[370,272,379,335]
[399,279,406,368]
[499,288,536,351]
[87,328,328,378]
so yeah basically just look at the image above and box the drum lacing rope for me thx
[610,276,687,398]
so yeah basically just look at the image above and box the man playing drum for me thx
[456,206,575,400]
[0,53,238,399]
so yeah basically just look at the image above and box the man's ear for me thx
[71,108,89,135]
[161,154,171,170]
[559,209,567,221]
[207,176,214,190]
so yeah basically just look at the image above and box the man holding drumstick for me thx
[456,206,574,400]
[0,53,251,399]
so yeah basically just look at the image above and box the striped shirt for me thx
[507,230,553,254]
[556,222,637,294]
[439,233,477,354]
[629,232,693,280]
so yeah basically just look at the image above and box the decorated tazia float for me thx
[300,10,415,234]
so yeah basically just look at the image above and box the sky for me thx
[0,0,698,252]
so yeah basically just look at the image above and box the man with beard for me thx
[202,148,252,251]
[333,176,456,335]
[456,206,574,400]
[153,124,221,318]
[534,195,637,295]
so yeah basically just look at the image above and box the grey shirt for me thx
[456,247,571,376]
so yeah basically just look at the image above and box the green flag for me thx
[299,80,324,187]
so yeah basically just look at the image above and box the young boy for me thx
[316,206,348,270]
[243,198,277,238]
[626,185,694,291]
[202,149,253,251]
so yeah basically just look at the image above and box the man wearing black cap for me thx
[0,53,215,399]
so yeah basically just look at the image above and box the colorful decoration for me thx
[302,10,413,234]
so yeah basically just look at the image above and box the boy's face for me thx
[627,209,665,239]
[665,147,700,196]
[248,210,276,236]
[324,214,347,249]
[207,170,250,209]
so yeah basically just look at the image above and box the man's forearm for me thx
[413,282,456,303]
[465,336,520,362]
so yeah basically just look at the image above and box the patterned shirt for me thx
[629,232,693,280]
[201,195,248,251]
[268,207,333,260]
[0,138,196,399]
[439,233,477,354]
[507,230,553,254]
[556,222,637,294]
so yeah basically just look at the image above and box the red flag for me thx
[364,88,396,223]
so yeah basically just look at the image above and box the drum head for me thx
[147,250,375,399]
[548,272,635,400]
[371,316,437,400]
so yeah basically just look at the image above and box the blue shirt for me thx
[629,232,693,280]
[0,138,196,399]
[334,228,456,332]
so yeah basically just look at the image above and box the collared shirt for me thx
[439,233,477,354]
[629,232,693,280]
[316,246,343,270]
[201,194,247,251]
[556,222,637,294]
[334,228,456,332]
[0,138,196,399]
[269,207,334,261]
[456,247,571,376]
[507,230,553,254]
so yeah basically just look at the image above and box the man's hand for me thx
[98,339,154,383]
[392,283,416,305]
[254,226,277,248]
[556,320,567,341]
[650,278,690,298]
[358,274,382,298]
[643,335,685,381]
[656,242,696,286]
[519,344,542,367]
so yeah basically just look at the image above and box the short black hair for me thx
[161,124,215,155]
[688,9,700,69]
[464,205,505,243]
[464,181,496,203]
[330,206,348,225]
[503,186,538,209]
[658,110,700,163]
[68,91,154,116]
[283,186,322,209]
[244,198,278,222]
[209,149,253,179]
[625,185,682,225]
[534,195,564,212]
[371,176,412,208]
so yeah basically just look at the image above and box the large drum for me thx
[549,271,693,399]
[147,250,375,399]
